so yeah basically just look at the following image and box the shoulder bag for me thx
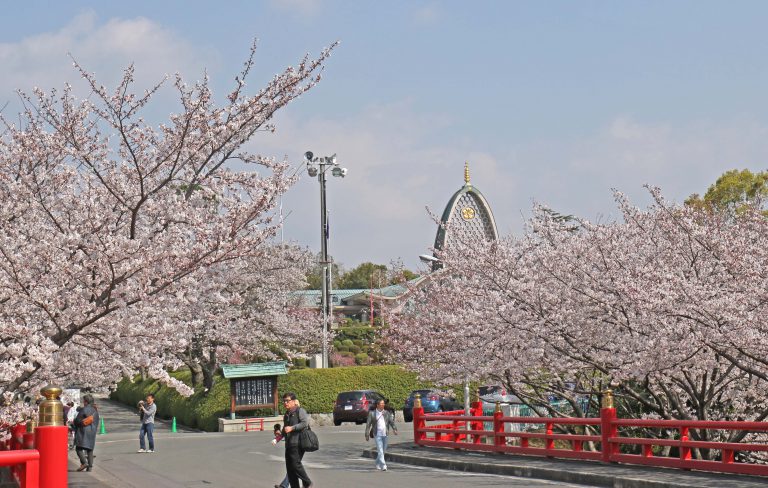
[299,427,319,452]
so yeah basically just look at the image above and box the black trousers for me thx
[285,444,311,488]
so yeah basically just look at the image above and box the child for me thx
[272,424,289,488]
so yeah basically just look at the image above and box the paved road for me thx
[68,397,592,487]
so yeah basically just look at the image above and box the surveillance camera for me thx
[307,166,318,177]
[304,151,314,161]
[419,254,440,263]
[330,154,338,165]
[340,167,347,177]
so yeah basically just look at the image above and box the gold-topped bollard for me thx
[601,389,614,409]
[414,393,422,409]
[38,386,64,427]
[494,401,502,414]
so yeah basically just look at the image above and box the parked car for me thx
[403,389,463,422]
[479,385,521,411]
[332,390,394,426]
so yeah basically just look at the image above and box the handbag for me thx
[299,427,319,452]
[82,415,94,427]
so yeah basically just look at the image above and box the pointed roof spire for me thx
[464,161,471,186]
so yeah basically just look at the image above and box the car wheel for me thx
[333,419,342,426]
[355,419,364,425]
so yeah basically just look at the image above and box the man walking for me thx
[365,399,397,471]
[282,392,312,488]
[137,394,157,453]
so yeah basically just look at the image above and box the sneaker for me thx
[146,449,154,453]
[376,466,382,470]
[382,465,387,471]
[137,449,145,453]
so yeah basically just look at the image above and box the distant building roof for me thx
[289,276,426,308]
[221,361,288,379]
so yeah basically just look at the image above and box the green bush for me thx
[340,351,355,358]
[341,339,354,347]
[349,345,361,354]
[352,339,363,347]
[337,345,350,352]
[354,353,369,365]
[112,365,436,430]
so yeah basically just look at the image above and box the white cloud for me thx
[252,106,768,270]
[0,12,215,110]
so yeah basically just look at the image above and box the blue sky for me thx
[2,1,768,271]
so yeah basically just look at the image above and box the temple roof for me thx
[432,162,498,257]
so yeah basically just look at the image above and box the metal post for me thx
[321,265,328,369]
[464,377,470,418]
[319,169,329,369]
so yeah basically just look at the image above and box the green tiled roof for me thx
[221,361,288,379]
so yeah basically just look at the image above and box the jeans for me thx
[279,474,289,488]
[139,422,155,450]
[375,434,388,468]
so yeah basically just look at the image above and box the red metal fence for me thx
[244,418,265,432]
[412,392,768,477]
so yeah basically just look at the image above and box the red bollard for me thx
[36,425,67,488]
[36,386,68,488]
[471,400,483,444]
[11,424,26,450]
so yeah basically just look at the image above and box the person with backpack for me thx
[73,394,99,472]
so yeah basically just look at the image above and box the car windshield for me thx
[337,392,363,402]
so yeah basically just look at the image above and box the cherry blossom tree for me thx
[0,41,335,426]
[387,188,768,457]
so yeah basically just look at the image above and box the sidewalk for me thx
[363,442,768,488]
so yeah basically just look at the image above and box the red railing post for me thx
[679,426,691,461]
[471,400,483,444]
[35,386,67,488]
[493,402,504,449]
[600,389,617,463]
[413,394,426,445]
[545,421,555,455]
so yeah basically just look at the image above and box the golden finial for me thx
[602,389,614,409]
[464,161,471,186]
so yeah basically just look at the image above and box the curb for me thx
[362,446,768,488]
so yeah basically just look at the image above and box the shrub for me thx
[352,339,363,347]
[354,353,370,365]
[341,339,354,347]
[349,345,361,354]
[112,365,440,430]
[337,345,350,352]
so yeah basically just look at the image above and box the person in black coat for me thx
[281,392,312,488]
[73,394,99,472]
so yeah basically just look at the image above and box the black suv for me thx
[332,390,393,426]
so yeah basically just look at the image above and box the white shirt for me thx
[376,410,386,437]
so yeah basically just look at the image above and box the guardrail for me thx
[412,390,768,477]
[244,418,265,432]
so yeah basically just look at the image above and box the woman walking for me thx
[365,399,397,471]
[73,394,100,472]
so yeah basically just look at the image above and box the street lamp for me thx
[306,151,348,368]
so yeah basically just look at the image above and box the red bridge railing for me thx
[0,386,70,488]
[412,390,768,477]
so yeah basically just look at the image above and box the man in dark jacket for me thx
[282,392,312,488]
[74,394,100,472]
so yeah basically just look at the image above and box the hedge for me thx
[111,365,443,431]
